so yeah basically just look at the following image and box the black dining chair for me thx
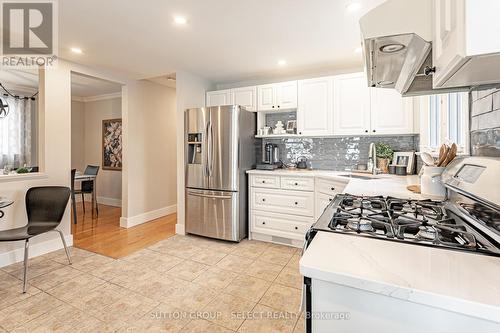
[70,169,78,224]
[0,186,72,293]
[74,165,99,217]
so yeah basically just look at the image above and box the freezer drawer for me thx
[185,189,240,241]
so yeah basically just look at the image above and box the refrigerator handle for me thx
[208,121,214,177]
[203,120,210,177]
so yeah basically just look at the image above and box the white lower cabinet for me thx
[249,173,347,247]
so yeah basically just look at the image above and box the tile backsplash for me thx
[257,135,419,171]
[470,87,500,157]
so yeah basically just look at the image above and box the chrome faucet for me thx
[368,143,378,175]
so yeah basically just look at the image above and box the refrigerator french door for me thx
[185,105,255,241]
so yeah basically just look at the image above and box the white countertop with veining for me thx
[300,232,500,323]
[247,169,424,199]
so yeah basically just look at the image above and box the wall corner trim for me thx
[175,223,185,235]
[119,204,177,228]
[0,234,73,268]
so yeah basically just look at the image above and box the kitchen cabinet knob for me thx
[277,105,280,108]
[365,130,368,133]
[294,226,298,230]
[262,198,266,202]
[299,132,302,135]
[331,187,335,191]
[373,129,376,133]
[262,221,266,225]
[262,180,266,183]
[294,202,298,205]
[329,198,333,202]
[294,182,298,186]
[272,106,275,109]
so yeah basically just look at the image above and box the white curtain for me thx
[0,96,35,169]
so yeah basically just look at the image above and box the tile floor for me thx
[0,235,304,332]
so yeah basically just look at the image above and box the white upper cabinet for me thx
[257,81,298,111]
[232,86,257,111]
[206,89,232,107]
[370,88,414,135]
[297,77,333,136]
[433,0,500,88]
[333,73,371,135]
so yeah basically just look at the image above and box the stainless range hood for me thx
[360,0,468,96]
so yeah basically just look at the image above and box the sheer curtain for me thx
[0,96,35,169]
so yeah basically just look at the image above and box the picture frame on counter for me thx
[392,151,415,174]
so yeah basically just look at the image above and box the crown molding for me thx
[71,92,122,103]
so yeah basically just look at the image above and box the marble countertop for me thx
[300,231,500,323]
[247,169,424,200]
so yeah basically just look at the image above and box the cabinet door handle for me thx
[365,130,368,133]
[272,106,275,109]
[294,182,299,186]
[294,202,298,205]
[294,226,298,230]
[373,129,376,133]
[262,198,266,202]
[331,187,335,191]
[262,180,266,184]
[329,198,333,202]
[277,105,280,108]
[262,221,266,225]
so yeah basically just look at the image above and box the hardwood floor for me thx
[71,202,177,259]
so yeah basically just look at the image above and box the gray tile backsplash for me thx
[470,87,500,157]
[257,135,419,171]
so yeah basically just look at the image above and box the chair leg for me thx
[22,239,29,293]
[56,230,72,265]
[81,193,85,215]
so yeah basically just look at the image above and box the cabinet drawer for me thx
[315,192,335,220]
[251,188,314,217]
[252,211,314,238]
[315,178,347,195]
[251,174,280,189]
[280,176,314,191]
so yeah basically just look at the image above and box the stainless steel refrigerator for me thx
[185,105,256,241]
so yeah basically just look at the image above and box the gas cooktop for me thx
[311,194,500,257]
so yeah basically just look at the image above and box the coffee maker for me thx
[257,143,281,170]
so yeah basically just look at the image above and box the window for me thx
[0,94,38,170]
[420,92,469,154]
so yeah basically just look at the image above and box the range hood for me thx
[359,0,468,96]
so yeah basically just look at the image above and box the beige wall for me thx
[175,71,214,234]
[71,98,123,205]
[121,80,177,227]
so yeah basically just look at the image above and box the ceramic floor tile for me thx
[286,254,301,269]
[225,275,271,302]
[266,243,298,256]
[0,284,41,311]
[89,259,147,282]
[259,284,302,314]
[203,293,256,331]
[70,254,115,273]
[0,271,23,289]
[275,267,302,290]
[119,270,190,302]
[216,255,255,274]
[237,304,298,333]
[245,260,284,282]
[0,292,64,331]
[230,240,270,259]
[258,250,294,266]
[64,282,127,313]
[182,319,234,332]
[190,248,228,265]
[122,248,183,273]
[167,260,209,281]
[193,267,238,290]
[28,266,83,291]
[45,273,106,302]
[292,313,305,333]
[205,240,239,253]
[9,259,66,280]
[119,302,190,333]
[164,282,219,312]
[41,247,94,265]
[92,289,159,330]
[1,256,50,274]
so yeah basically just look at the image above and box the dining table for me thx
[0,199,14,219]
[72,172,98,224]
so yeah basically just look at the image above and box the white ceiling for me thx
[0,69,122,98]
[59,0,385,84]
[70,73,122,98]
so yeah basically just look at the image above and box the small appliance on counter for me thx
[296,156,308,169]
[256,143,281,170]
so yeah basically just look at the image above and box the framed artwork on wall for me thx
[393,151,415,174]
[102,118,122,171]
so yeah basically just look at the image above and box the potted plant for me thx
[376,143,393,173]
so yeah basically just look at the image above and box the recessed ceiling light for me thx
[70,47,83,54]
[346,1,362,12]
[354,47,362,54]
[174,16,187,25]
[277,60,287,66]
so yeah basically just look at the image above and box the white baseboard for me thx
[0,233,73,268]
[120,204,177,228]
[74,196,122,207]
[175,223,185,235]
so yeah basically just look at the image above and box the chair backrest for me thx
[26,187,70,224]
[84,165,99,176]
[70,169,76,191]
